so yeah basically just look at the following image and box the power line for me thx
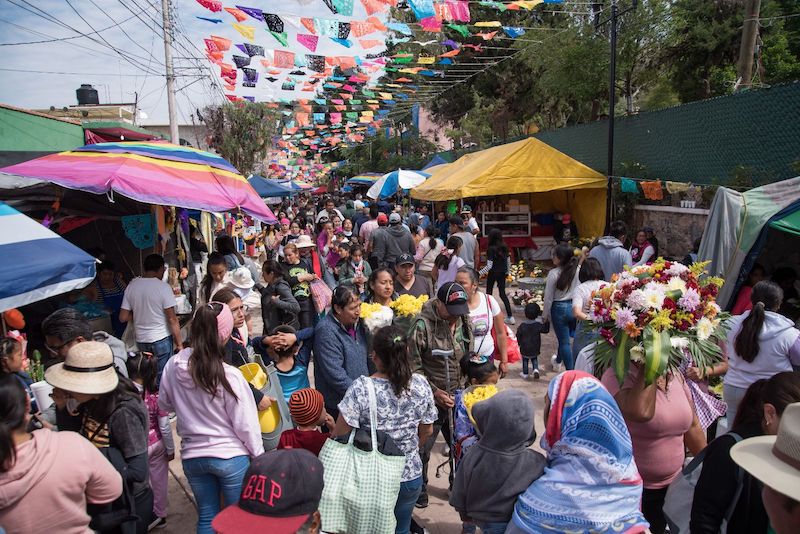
[0,5,149,45]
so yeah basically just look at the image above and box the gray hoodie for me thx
[449,389,546,523]
[93,331,129,378]
[589,236,633,281]
[371,224,415,267]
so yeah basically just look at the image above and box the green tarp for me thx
[770,209,800,237]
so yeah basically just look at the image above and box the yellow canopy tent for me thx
[411,137,608,236]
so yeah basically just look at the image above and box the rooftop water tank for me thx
[76,84,99,105]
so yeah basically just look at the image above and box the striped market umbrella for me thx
[346,173,382,186]
[0,201,97,312]
[1,142,276,222]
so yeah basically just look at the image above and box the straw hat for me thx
[731,402,800,501]
[45,341,119,395]
[295,235,316,248]
[229,267,255,289]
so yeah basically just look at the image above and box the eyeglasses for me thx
[45,337,77,355]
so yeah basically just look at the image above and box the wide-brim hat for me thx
[731,402,800,501]
[45,341,119,395]
[229,267,255,289]
[295,235,316,248]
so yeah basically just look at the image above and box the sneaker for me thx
[415,492,429,509]
[550,354,558,370]
[442,443,451,456]
[533,368,540,380]
[504,316,516,325]
[519,372,529,380]
[148,517,167,531]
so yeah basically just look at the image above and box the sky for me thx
[0,0,387,125]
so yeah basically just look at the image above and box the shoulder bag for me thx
[318,378,406,534]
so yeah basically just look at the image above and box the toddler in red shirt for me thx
[278,388,334,456]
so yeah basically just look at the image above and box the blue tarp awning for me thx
[248,175,294,197]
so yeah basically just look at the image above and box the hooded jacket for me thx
[259,278,301,332]
[408,299,473,394]
[93,330,129,378]
[158,348,264,460]
[371,224,416,267]
[450,389,546,522]
[0,429,122,533]
[589,236,633,281]
[723,310,800,389]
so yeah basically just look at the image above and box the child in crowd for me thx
[450,388,546,534]
[0,336,38,414]
[516,303,550,380]
[334,241,351,280]
[432,236,465,292]
[338,244,371,296]
[278,388,334,456]
[126,351,175,529]
[453,355,500,534]
[266,325,311,402]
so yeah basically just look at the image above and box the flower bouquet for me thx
[590,260,729,385]
[360,302,394,332]
[390,294,429,318]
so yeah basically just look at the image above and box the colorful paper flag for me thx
[297,34,319,51]
[232,23,254,40]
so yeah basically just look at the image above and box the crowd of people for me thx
[1,194,799,534]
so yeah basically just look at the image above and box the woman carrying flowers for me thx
[590,260,729,534]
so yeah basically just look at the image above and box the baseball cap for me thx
[437,281,469,316]
[211,449,324,534]
[460,205,472,213]
[389,212,401,224]
[397,253,414,266]
[289,388,324,427]
[377,213,388,225]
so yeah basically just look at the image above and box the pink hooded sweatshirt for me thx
[0,429,121,533]
[159,348,264,460]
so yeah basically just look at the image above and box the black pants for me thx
[419,405,454,495]
[298,298,314,330]
[642,486,669,534]
[486,271,513,316]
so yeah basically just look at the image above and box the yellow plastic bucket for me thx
[238,363,280,433]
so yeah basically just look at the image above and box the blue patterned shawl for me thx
[510,371,649,533]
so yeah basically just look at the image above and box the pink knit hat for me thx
[210,302,234,341]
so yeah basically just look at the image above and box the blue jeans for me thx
[551,301,576,370]
[395,476,423,534]
[571,320,595,366]
[137,335,173,382]
[522,355,539,374]
[477,521,509,534]
[183,455,250,534]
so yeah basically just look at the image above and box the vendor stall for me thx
[411,137,608,259]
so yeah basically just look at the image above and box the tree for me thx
[198,103,279,177]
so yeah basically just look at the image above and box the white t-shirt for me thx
[121,277,176,343]
[467,216,480,233]
[572,280,605,315]
[469,293,501,357]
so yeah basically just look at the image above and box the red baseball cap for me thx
[211,449,324,534]
[377,213,388,225]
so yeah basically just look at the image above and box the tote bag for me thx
[318,379,406,534]
[663,433,744,533]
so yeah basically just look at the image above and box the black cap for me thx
[211,449,324,534]
[437,281,469,316]
[397,253,415,266]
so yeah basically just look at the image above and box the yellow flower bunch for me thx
[648,309,674,331]
[360,302,386,319]
[464,385,498,425]
[390,294,429,317]
[689,260,712,276]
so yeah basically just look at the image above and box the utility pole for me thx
[597,0,637,228]
[161,0,179,143]
[736,0,762,90]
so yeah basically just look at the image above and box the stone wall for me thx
[633,205,709,260]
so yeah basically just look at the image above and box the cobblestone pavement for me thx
[161,285,559,534]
